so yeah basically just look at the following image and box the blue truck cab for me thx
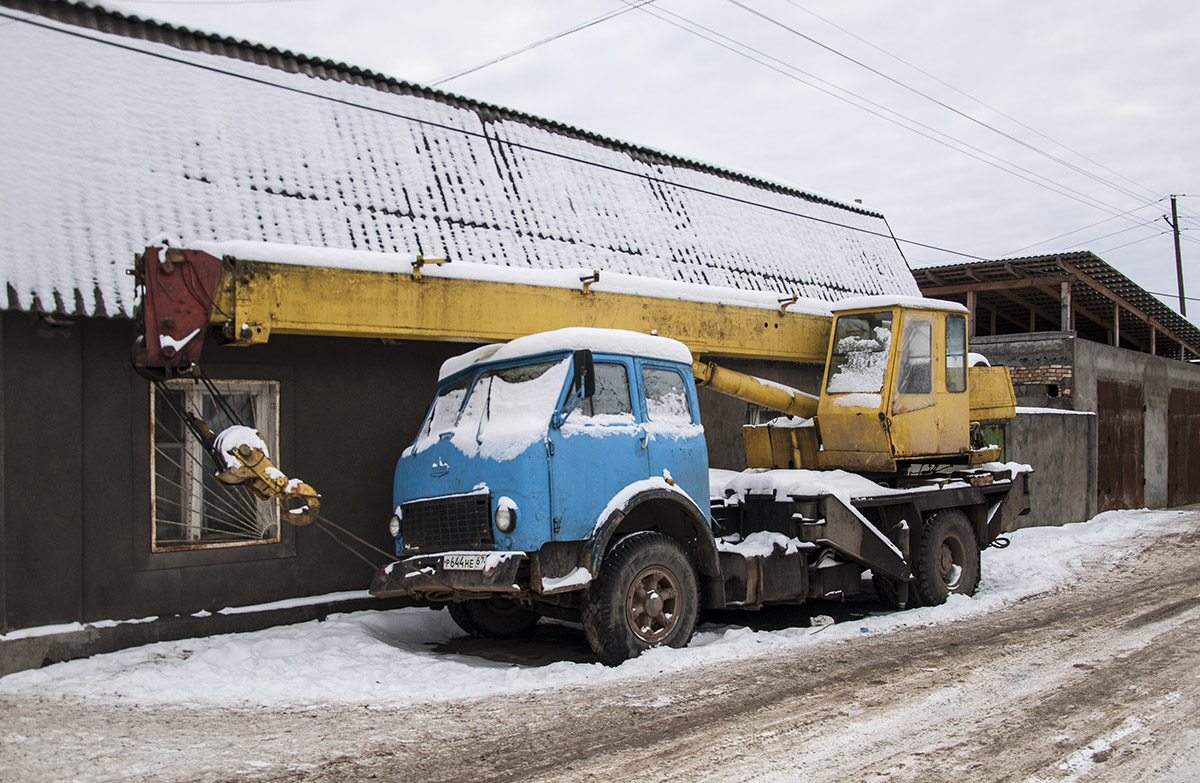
[371,327,720,663]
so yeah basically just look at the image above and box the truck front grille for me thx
[401,493,493,554]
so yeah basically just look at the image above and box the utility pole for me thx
[1171,195,1186,316]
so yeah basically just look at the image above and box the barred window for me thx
[151,379,280,551]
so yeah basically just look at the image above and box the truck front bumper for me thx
[370,552,527,600]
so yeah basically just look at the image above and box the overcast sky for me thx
[106,0,1200,323]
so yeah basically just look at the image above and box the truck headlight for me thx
[495,500,517,534]
[388,509,402,538]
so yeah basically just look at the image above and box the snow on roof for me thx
[0,3,920,319]
[438,327,693,381]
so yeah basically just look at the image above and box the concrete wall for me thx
[1002,410,1097,528]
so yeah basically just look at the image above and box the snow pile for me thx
[2,509,1191,708]
[0,11,916,317]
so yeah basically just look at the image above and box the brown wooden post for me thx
[966,290,977,337]
[1060,281,1072,332]
[1151,328,1156,356]
[1113,303,1120,348]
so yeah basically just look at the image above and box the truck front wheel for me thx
[582,532,699,665]
[913,509,980,606]
[448,597,540,638]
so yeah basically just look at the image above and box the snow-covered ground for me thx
[0,508,1192,708]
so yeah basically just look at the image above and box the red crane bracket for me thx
[133,247,224,373]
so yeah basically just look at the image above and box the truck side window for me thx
[580,362,632,417]
[946,314,966,393]
[643,367,693,424]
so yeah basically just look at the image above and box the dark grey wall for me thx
[2,311,467,631]
[4,312,85,629]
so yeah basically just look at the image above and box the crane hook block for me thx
[212,425,321,526]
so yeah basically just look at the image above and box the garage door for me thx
[1168,388,1200,507]
[1097,379,1144,512]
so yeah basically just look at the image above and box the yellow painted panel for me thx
[211,261,832,363]
[969,366,1017,420]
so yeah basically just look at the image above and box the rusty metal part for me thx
[132,247,225,372]
[625,565,683,644]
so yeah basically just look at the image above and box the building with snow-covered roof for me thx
[1,0,917,318]
[0,0,920,665]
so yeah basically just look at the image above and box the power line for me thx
[1097,230,1171,255]
[0,8,991,264]
[431,1,656,87]
[727,0,1158,211]
[622,1,1138,218]
[1148,290,1200,304]
[780,0,1165,205]
[1063,219,1164,250]
[1002,199,1165,256]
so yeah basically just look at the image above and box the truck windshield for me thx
[826,311,893,394]
[413,358,570,460]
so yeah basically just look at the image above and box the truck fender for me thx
[586,486,720,581]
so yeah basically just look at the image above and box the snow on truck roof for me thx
[438,328,693,381]
[830,295,968,313]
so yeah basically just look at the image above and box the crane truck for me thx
[132,243,1030,664]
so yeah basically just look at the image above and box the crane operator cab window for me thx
[945,314,967,393]
[826,311,893,395]
[893,313,934,414]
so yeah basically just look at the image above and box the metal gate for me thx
[1168,388,1200,507]
[1097,379,1144,512]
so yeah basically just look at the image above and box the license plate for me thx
[442,553,487,571]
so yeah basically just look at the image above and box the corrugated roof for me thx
[0,0,918,319]
[913,252,1200,357]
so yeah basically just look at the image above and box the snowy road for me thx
[3,508,1200,782]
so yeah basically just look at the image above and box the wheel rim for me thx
[937,535,966,591]
[625,565,681,643]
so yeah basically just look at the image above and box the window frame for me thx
[640,365,696,425]
[150,378,282,553]
[945,314,967,394]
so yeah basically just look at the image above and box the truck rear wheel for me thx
[913,509,980,606]
[582,532,699,666]
[447,597,540,638]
